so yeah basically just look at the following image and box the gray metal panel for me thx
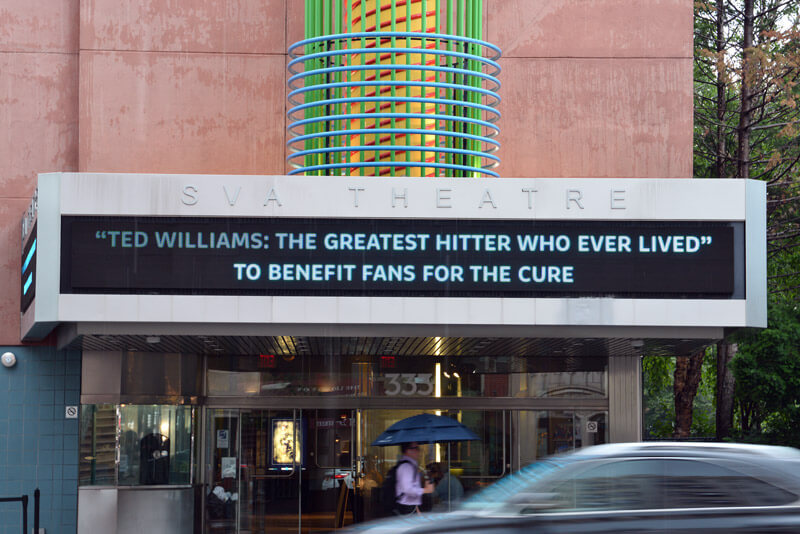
[117,487,194,534]
[56,173,750,221]
[82,351,122,397]
[608,355,642,442]
[745,179,767,327]
[78,487,118,534]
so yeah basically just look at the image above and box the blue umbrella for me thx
[371,413,479,447]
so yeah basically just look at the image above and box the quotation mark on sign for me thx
[95,231,107,239]
[701,236,712,245]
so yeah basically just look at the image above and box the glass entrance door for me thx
[205,408,359,534]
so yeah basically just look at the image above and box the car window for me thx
[517,457,797,514]
[535,459,663,512]
[656,459,797,509]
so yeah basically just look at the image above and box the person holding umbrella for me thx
[371,414,479,515]
[394,442,434,515]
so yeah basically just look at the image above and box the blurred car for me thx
[348,442,800,533]
[306,467,356,492]
[320,468,355,490]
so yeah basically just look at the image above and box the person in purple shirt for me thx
[395,442,434,515]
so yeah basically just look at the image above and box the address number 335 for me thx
[384,373,435,396]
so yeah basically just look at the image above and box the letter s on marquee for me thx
[182,185,199,206]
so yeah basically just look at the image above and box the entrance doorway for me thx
[203,408,606,533]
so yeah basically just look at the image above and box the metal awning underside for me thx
[64,333,714,358]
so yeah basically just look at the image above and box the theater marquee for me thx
[21,173,766,340]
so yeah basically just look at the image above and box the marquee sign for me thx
[61,216,740,299]
[20,173,767,341]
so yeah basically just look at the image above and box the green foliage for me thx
[643,356,676,439]
[731,295,800,445]
[642,350,717,439]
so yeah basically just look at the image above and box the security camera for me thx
[1,352,16,368]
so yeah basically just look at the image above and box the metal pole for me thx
[447,443,451,512]
[34,488,40,534]
[21,495,28,534]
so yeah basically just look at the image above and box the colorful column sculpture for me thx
[288,0,500,177]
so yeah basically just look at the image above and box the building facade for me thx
[1,2,761,534]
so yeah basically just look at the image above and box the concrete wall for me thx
[0,0,693,344]
[0,0,79,345]
[489,0,693,178]
[0,346,80,534]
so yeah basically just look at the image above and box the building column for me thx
[608,355,643,442]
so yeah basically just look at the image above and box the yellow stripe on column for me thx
[348,0,437,176]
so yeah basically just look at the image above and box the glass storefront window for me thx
[79,404,195,487]
[79,404,117,485]
[515,410,608,467]
[207,354,608,399]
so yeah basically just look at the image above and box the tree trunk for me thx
[716,341,737,439]
[673,352,705,438]
[714,0,727,178]
[736,0,754,179]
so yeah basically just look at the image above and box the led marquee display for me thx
[60,216,741,299]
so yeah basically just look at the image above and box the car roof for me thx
[567,441,800,460]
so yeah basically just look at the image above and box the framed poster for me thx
[272,419,302,466]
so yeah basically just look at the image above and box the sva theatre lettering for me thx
[180,184,628,210]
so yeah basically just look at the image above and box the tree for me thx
[643,352,716,439]
[694,0,800,439]
[731,294,800,445]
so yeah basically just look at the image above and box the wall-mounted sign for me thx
[216,429,229,449]
[221,457,236,478]
[60,216,741,299]
[20,222,37,313]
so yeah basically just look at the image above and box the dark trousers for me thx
[395,503,418,515]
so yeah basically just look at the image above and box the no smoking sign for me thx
[65,406,79,419]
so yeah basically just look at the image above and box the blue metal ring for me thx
[288,112,499,136]
[287,96,500,123]
[288,80,500,108]
[288,32,501,61]
[289,127,500,147]
[287,145,501,163]
[288,161,500,177]
[288,46,500,77]
[288,63,500,93]
[287,96,500,124]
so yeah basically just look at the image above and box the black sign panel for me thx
[60,216,741,299]
[21,222,37,312]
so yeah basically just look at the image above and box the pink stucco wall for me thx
[0,0,693,344]
[0,0,79,343]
